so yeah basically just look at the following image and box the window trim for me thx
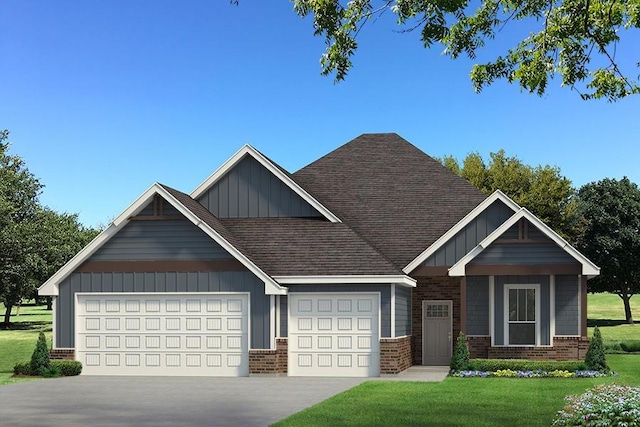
[504,284,540,346]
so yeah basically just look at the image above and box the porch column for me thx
[460,277,467,334]
[580,275,588,336]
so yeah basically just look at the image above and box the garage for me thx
[76,293,249,376]
[288,293,380,377]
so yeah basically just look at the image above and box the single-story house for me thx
[39,133,599,377]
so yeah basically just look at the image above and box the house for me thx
[38,133,599,377]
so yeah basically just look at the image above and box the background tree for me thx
[440,150,578,239]
[576,177,640,324]
[291,0,640,101]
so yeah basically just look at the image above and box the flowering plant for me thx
[449,369,613,378]
[552,384,640,426]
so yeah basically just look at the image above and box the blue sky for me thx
[2,1,639,227]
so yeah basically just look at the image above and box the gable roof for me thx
[293,133,487,268]
[403,190,521,273]
[38,183,287,296]
[190,144,341,223]
[448,208,600,277]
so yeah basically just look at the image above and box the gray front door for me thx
[422,300,452,365]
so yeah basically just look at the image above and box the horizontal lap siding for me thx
[280,285,392,338]
[197,156,323,218]
[555,275,579,335]
[466,276,489,335]
[90,220,233,261]
[423,200,513,267]
[395,286,411,337]
[56,271,269,349]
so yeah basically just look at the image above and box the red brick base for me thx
[467,336,491,359]
[487,337,589,360]
[249,340,288,375]
[380,336,412,374]
[50,349,75,360]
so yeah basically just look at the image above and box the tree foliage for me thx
[291,0,640,101]
[576,177,640,323]
[0,131,99,327]
[440,149,577,238]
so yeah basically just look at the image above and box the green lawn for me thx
[587,292,639,341]
[0,303,52,385]
[272,355,640,427]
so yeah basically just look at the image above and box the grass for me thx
[272,355,640,427]
[587,292,639,341]
[0,303,52,385]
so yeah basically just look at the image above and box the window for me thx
[505,285,539,345]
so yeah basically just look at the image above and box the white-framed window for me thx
[504,284,540,346]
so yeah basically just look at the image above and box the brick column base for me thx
[249,339,288,375]
[380,336,412,374]
[50,349,75,360]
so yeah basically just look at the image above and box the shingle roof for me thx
[292,133,487,268]
[220,218,401,276]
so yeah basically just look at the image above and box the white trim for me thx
[273,275,416,287]
[403,190,520,273]
[390,284,396,339]
[38,183,287,296]
[190,144,341,223]
[550,275,556,339]
[489,276,495,347]
[270,295,276,349]
[448,208,601,277]
[51,296,57,349]
[503,284,540,346]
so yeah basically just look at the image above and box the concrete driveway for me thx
[0,376,366,427]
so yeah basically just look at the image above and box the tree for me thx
[440,150,578,239]
[576,177,640,324]
[291,0,640,101]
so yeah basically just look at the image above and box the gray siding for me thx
[555,275,580,335]
[56,271,270,349]
[279,295,288,337]
[494,276,550,345]
[466,276,489,335]
[197,156,323,218]
[471,241,577,265]
[395,286,411,337]
[90,220,233,261]
[280,285,392,338]
[423,200,513,267]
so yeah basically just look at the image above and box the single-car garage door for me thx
[289,293,380,377]
[76,293,249,376]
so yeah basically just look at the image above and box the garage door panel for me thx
[77,293,248,376]
[289,293,380,377]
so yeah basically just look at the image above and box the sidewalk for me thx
[377,365,449,382]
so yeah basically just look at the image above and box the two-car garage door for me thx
[76,293,248,376]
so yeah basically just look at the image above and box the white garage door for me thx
[289,293,380,377]
[76,293,249,376]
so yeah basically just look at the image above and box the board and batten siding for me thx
[89,220,234,261]
[56,271,270,350]
[422,200,513,267]
[395,286,411,337]
[555,275,580,335]
[470,241,577,265]
[493,275,551,346]
[197,155,323,219]
[278,285,392,338]
[466,276,490,335]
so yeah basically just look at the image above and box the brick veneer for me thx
[467,336,491,359]
[249,339,288,375]
[487,337,589,360]
[50,349,75,360]
[380,336,412,374]
[412,276,461,365]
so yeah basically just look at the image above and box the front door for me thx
[422,300,452,365]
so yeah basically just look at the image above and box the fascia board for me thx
[273,275,417,287]
[189,144,341,223]
[403,190,521,274]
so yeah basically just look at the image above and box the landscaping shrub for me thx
[585,326,608,371]
[620,341,640,353]
[13,362,32,376]
[467,359,587,372]
[450,332,470,370]
[50,360,82,376]
[552,384,640,426]
[30,332,51,376]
